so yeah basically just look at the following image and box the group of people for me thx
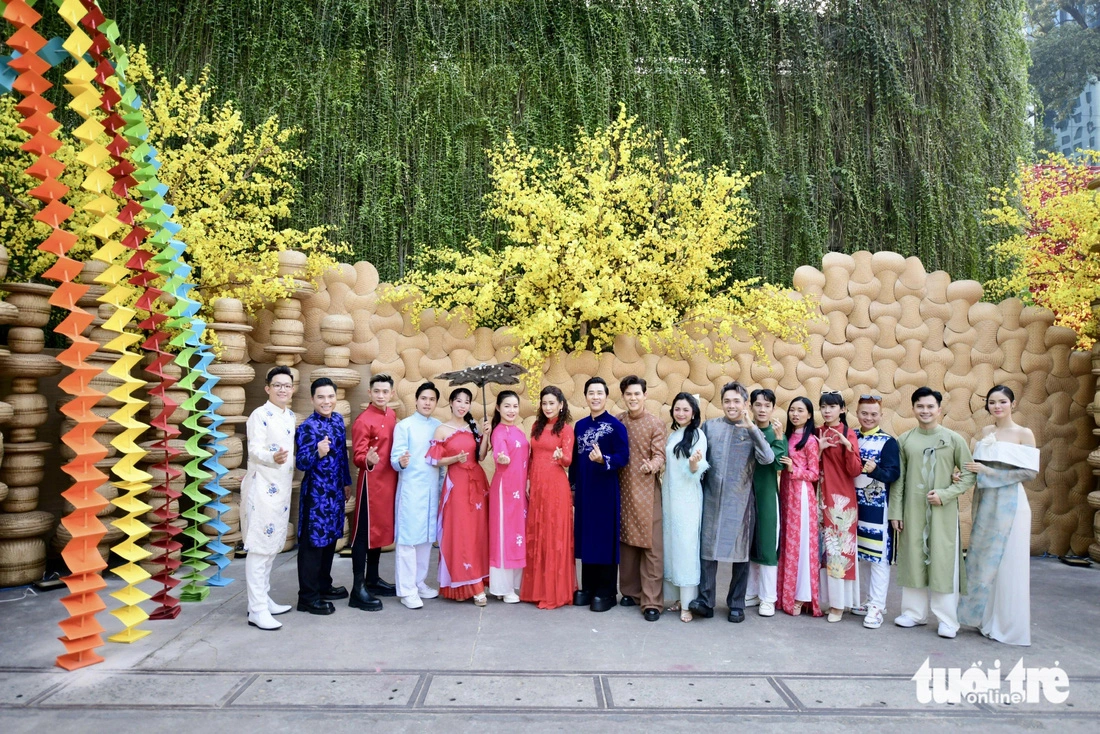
[239,368,1039,647]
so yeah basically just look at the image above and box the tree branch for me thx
[1059,2,1090,28]
[219,145,274,204]
[0,180,33,211]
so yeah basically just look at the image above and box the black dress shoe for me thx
[573,590,591,607]
[296,599,336,615]
[644,609,661,622]
[728,609,745,623]
[589,595,616,613]
[320,585,349,600]
[687,599,714,618]
[366,578,397,597]
[619,596,637,607]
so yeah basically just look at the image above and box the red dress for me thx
[817,423,863,584]
[777,430,823,616]
[428,429,490,600]
[519,423,577,609]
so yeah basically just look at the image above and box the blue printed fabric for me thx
[295,412,352,547]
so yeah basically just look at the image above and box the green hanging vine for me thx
[95,0,1030,284]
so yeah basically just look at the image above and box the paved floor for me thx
[1,553,1097,731]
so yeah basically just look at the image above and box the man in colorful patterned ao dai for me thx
[294,377,353,615]
[850,395,900,630]
[241,366,297,630]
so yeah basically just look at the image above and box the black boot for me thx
[349,574,383,611]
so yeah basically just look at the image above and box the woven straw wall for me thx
[246,251,1098,556]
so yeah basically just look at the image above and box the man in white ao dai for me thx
[241,367,297,630]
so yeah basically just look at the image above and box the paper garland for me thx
[199,353,233,587]
[3,0,113,672]
[87,3,186,621]
[3,0,237,661]
[172,320,214,602]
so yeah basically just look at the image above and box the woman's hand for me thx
[497,451,511,466]
[962,461,988,475]
[779,455,793,469]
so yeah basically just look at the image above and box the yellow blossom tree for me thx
[0,46,344,314]
[985,151,1100,349]
[387,107,817,390]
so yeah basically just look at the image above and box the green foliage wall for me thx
[99,0,1030,284]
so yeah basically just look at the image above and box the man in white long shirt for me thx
[241,367,297,630]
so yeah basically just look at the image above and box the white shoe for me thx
[267,598,292,616]
[863,606,883,629]
[894,614,925,628]
[744,595,760,607]
[937,622,957,639]
[417,585,439,599]
[758,601,775,617]
[401,594,424,610]
[247,610,282,630]
[502,593,521,604]
[850,603,869,617]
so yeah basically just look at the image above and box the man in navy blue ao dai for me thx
[294,378,352,613]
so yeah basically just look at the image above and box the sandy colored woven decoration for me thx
[243,249,1100,556]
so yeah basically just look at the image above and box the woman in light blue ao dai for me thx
[662,393,709,623]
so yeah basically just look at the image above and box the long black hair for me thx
[448,387,480,444]
[669,392,702,460]
[818,391,848,427]
[786,397,816,451]
[532,386,571,439]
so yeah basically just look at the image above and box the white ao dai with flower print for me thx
[241,400,297,555]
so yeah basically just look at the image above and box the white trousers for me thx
[860,560,891,611]
[246,551,277,615]
[395,542,431,597]
[489,567,522,596]
[820,568,861,611]
[795,484,813,602]
[663,580,698,609]
[900,518,960,630]
[746,562,778,603]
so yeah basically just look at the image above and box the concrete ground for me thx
[0,552,1097,732]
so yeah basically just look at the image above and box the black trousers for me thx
[697,559,749,612]
[297,541,336,604]
[351,494,383,583]
[580,562,618,599]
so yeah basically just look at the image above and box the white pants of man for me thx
[395,542,431,597]
[746,562,778,604]
[246,552,277,615]
[860,560,891,611]
[900,518,960,631]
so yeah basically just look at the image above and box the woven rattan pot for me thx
[0,537,46,586]
[0,510,53,539]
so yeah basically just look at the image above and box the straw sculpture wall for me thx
[248,250,1098,556]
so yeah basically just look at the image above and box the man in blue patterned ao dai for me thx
[294,377,352,615]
